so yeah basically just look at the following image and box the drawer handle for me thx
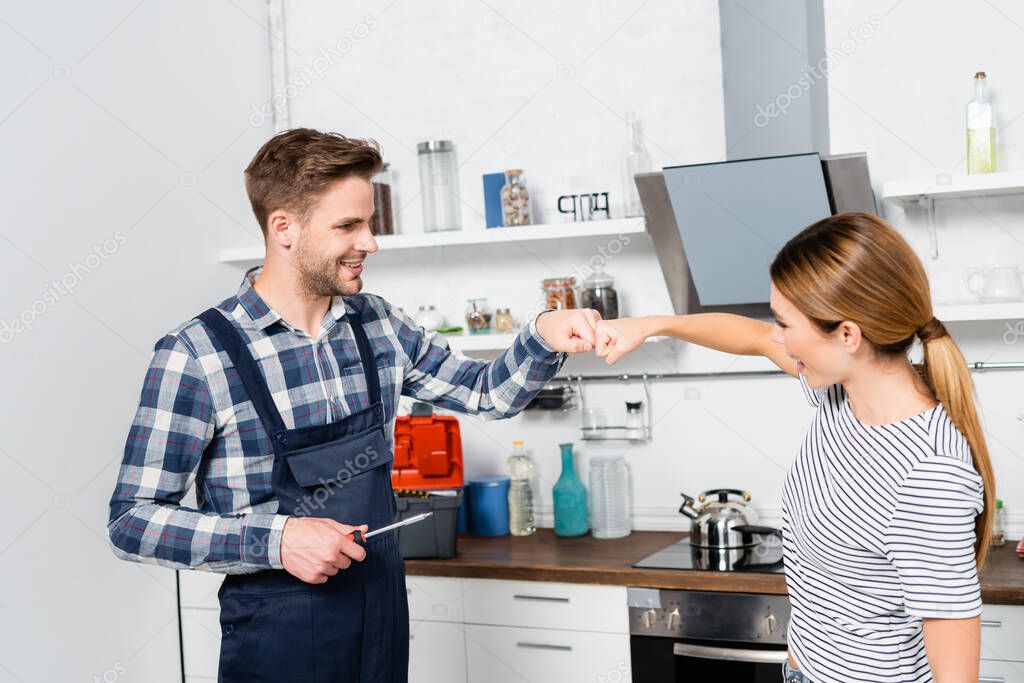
[978,677,1004,682]
[516,642,573,652]
[512,594,570,603]
[980,620,1002,628]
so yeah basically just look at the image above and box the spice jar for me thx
[580,269,619,319]
[465,298,492,334]
[501,170,532,226]
[369,163,394,236]
[542,277,577,310]
[495,308,514,332]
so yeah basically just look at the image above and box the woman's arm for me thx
[594,313,798,376]
[922,616,980,682]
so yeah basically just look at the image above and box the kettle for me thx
[679,489,780,549]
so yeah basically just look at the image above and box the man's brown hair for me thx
[244,128,383,237]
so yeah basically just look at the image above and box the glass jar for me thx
[580,269,619,319]
[625,401,643,440]
[369,163,394,236]
[495,308,514,332]
[501,169,532,226]
[542,277,577,310]
[417,140,461,232]
[465,298,492,334]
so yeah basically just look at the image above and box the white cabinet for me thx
[980,604,1024,664]
[978,659,1024,683]
[410,619,468,683]
[465,624,631,683]
[178,572,225,683]
[461,579,628,634]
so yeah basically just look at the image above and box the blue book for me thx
[483,172,505,228]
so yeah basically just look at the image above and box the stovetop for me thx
[633,537,784,573]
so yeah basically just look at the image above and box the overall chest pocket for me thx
[276,424,396,527]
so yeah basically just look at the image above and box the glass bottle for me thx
[991,498,1005,546]
[417,140,462,232]
[625,401,643,440]
[507,440,536,536]
[553,443,589,537]
[501,170,532,226]
[966,72,996,175]
[369,163,394,236]
[622,112,653,217]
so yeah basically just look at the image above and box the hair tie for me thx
[917,317,947,342]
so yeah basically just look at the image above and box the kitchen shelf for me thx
[218,218,648,264]
[443,331,665,354]
[933,301,1024,322]
[881,170,1024,202]
[881,171,1024,260]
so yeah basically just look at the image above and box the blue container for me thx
[468,475,510,536]
[482,173,506,228]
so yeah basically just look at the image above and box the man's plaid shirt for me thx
[108,267,564,573]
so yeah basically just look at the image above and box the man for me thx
[108,128,600,682]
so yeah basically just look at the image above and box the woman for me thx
[595,212,994,683]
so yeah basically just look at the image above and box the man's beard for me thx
[293,239,363,298]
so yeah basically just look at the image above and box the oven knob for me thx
[667,608,681,631]
[763,613,778,634]
[641,609,657,629]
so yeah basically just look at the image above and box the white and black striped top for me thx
[781,374,984,683]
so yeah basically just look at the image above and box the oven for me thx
[628,588,790,682]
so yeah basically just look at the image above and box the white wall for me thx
[820,0,1024,532]
[0,2,272,681]
[263,1,1024,540]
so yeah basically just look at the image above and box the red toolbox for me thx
[391,409,464,558]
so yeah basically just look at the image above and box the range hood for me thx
[637,152,876,316]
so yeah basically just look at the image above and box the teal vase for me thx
[553,443,588,537]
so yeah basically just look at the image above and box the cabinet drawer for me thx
[465,624,631,683]
[178,570,225,610]
[978,658,1024,683]
[981,604,1024,663]
[462,579,627,634]
[409,620,467,683]
[180,607,221,679]
[407,576,465,622]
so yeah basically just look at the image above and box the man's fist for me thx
[280,517,367,584]
[535,308,601,353]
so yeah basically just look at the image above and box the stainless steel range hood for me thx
[636,152,876,316]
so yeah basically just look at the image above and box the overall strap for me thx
[196,308,288,436]
[346,307,381,401]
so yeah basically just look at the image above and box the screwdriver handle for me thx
[348,530,365,546]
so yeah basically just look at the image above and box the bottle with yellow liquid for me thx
[966,71,996,174]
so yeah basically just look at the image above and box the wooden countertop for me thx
[405,529,1024,605]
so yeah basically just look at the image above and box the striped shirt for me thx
[108,267,564,573]
[781,373,984,683]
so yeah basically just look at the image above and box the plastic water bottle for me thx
[507,440,536,536]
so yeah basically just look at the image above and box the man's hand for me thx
[535,308,601,353]
[594,317,653,365]
[280,517,367,584]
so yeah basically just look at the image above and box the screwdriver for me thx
[348,511,434,546]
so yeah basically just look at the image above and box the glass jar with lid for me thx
[465,298,492,334]
[369,163,394,236]
[501,170,532,226]
[495,308,514,332]
[417,140,461,232]
[542,277,577,310]
[579,268,619,319]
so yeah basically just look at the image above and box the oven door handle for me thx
[673,642,788,664]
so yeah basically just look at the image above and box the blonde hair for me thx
[770,211,995,569]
